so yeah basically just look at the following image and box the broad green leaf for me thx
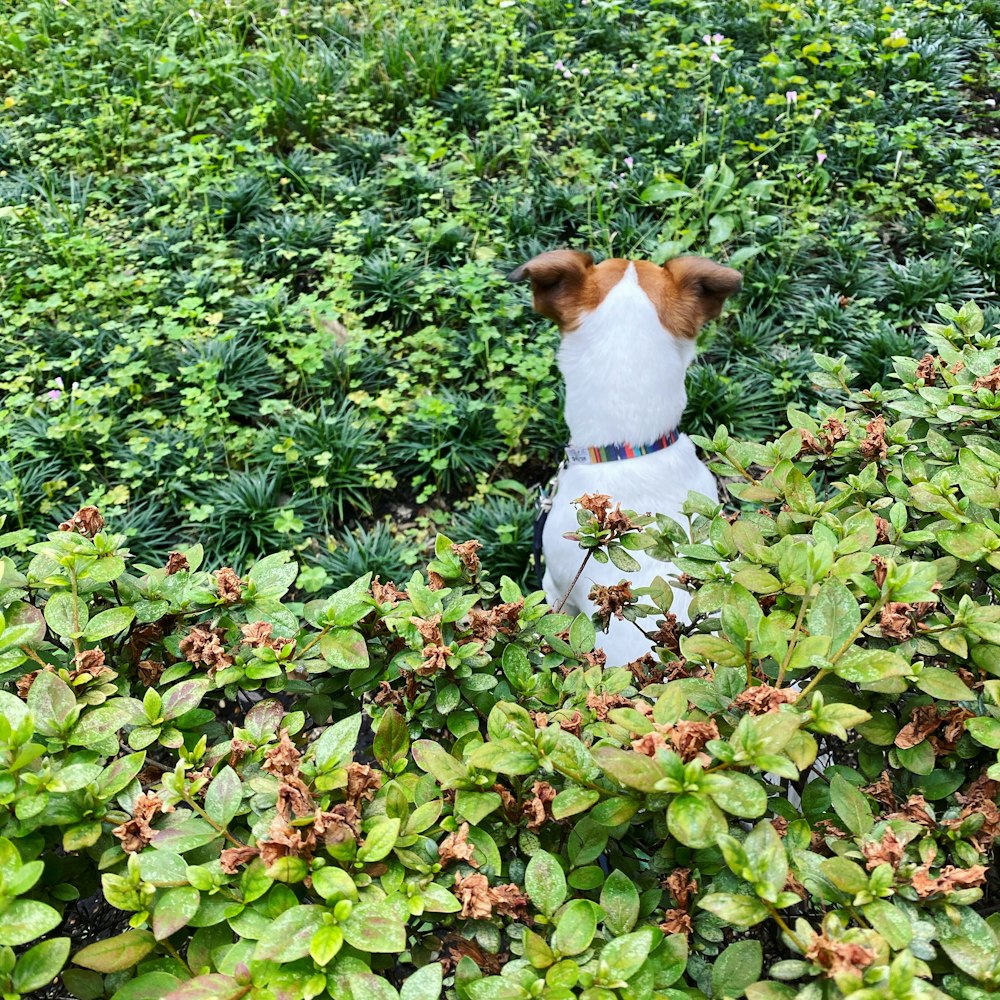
[707,771,768,819]
[10,937,70,993]
[552,899,597,956]
[601,930,651,981]
[829,774,873,836]
[44,592,87,638]
[400,964,444,1000]
[340,901,407,953]
[252,905,327,963]
[83,606,135,641]
[600,869,640,935]
[357,817,400,863]
[698,892,769,927]
[152,886,201,940]
[667,793,727,849]
[73,930,157,972]
[374,707,410,768]
[915,667,974,701]
[203,766,242,828]
[320,628,370,670]
[525,850,567,916]
[712,940,763,1000]
[312,713,362,770]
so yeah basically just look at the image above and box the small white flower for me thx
[187,7,202,22]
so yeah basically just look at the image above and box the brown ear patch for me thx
[507,249,596,328]
[654,256,742,339]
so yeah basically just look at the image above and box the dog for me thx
[509,250,741,666]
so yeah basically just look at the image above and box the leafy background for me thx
[0,0,997,580]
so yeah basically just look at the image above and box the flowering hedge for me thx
[1,301,1000,999]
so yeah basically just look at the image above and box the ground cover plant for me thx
[0,301,999,998]
[0,0,998,576]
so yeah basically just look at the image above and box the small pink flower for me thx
[624,156,634,169]
[581,67,590,76]
[554,59,565,71]
[47,390,61,401]
[712,33,725,43]
[816,151,827,165]
[785,90,798,104]
[563,70,572,79]
[710,52,721,62]
[702,34,712,45]
[54,377,64,389]
[813,107,822,119]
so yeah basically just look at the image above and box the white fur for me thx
[542,264,717,665]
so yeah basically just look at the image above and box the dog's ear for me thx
[507,249,595,326]
[662,256,742,328]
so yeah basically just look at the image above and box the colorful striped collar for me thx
[565,429,680,465]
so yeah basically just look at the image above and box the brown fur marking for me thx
[508,251,741,339]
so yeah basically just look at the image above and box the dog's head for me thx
[507,250,741,339]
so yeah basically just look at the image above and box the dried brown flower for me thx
[585,690,631,721]
[220,845,259,873]
[164,551,190,575]
[438,823,478,867]
[523,781,557,831]
[664,719,720,764]
[914,354,938,385]
[137,659,164,687]
[453,871,493,919]
[73,647,106,674]
[863,771,897,810]
[468,601,524,642]
[112,793,172,853]
[588,581,635,629]
[179,625,234,672]
[372,578,408,607]
[660,909,692,935]
[59,506,105,537]
[858,415,888,462]
[417,644,451,676]
[911,863,988,897]
[452,540,482,578]
[215,567,242,603]
[861,828,906,871]
[972,364,1000,392]
[732,685,797,715]
[345,762,382,808]
[804,932,876,979]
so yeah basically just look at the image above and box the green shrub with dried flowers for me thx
[1,299,1000,1000]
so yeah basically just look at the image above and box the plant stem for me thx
[182,794,248,850]
[554,550,593,614]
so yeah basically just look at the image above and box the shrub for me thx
[2,301,1000,999]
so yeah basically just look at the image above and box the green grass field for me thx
[1,0,997,583]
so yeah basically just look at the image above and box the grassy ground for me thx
[0,0,997,585]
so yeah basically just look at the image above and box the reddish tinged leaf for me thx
[162,974,251,1000]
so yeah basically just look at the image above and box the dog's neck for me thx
[558,264,696,448]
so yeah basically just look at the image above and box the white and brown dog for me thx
[509,250,741,666]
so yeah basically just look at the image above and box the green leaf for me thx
[10,937,70,993]
[524,850,567,916]
[569,613,596,654]
[829,774,873,836]
[374,708,410,768]
[357,817,400,863]
[203,766,242,828]
[160,973,251,1000]
[320,628,370,670]
[400,964,443,1000]
[915,667,974,701]
[44,591,88,638]
[551,787,600,820]
[160,678,210,720]
[0,898,62,947]
[310,924,344,966]
[834,648,911,685]
[806,580,860,652]
[552,899,598,956]
[110,973,184,1000]
[698,892,769,927]
[454,790,501,825]
[340,901,407,953]
[712,940,763,999]
[667,793,727,849]
[152,886,201,940]
[608,544,641,572]
[28,669,77,733]
[601,930,651,981]
[966,716,1000,749]
[592,747,664,792]
[252,905,327,963]
[83,606,135,641]
[707,771,768,819]
[600,869,640,935]
[312,713,362,770]
[73,930,157,972]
